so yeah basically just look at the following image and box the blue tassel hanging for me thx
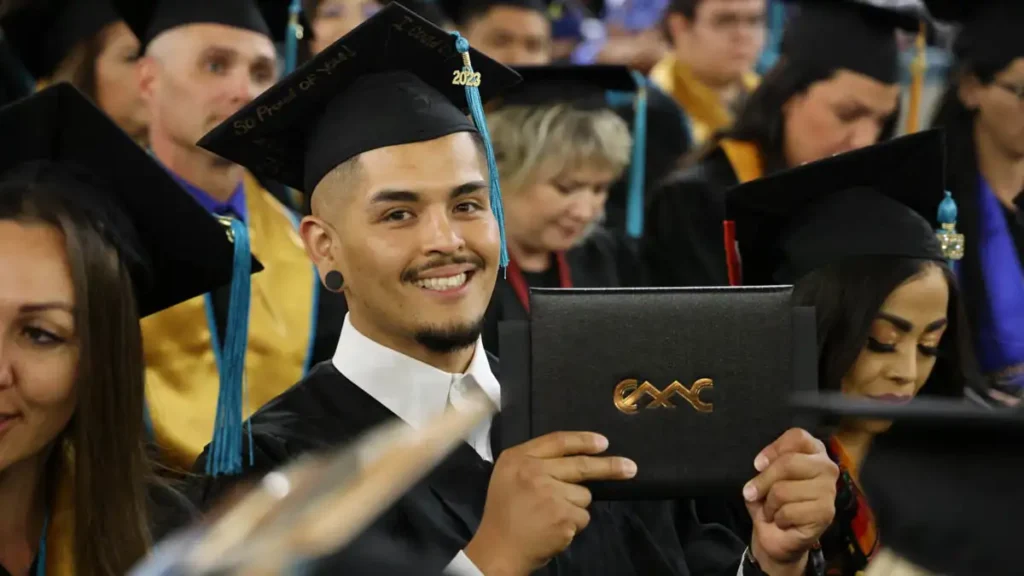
[451,32,509,268]
[285,0,304,75]
[935,190,965,265]
[625,70,648,239]
[205,217,253,477]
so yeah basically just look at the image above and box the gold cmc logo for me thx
[613,378,714,414]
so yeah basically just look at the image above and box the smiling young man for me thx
[192,5,837,575]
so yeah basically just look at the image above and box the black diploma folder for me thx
[498,286,817,499]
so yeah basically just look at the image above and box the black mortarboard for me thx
[199,2,519,195]
[441,0,547,25]
[113,0,289,53]
[791,392,1024,576]
[0,83,260,317]
[1,0,123,79]
[924,0,1024,75]
[780,0,923,84]
[198,2,520,265]
[728,129,956,285]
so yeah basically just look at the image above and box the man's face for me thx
[141,23,278,156]
[307,132,500,354]
[462,6,552,66]
[668,0,766,87]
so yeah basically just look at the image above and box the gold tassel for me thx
[904,21,927,134]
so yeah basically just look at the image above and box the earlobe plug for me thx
[324,270,344,292]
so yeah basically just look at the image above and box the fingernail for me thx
[754,453,769,472]
[742,482,757,502]
[621,459,638,478]
[593,434,609,451]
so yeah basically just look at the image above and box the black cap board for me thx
[727,129,950,285]
[791,392,1024,575]
[496,64,636,109]
[0,83,261,317]
[924,0,1024,75]
[440,0,547,25]
[780,0,923,84]
[113,0,290,53]
[1,0,124,79]
[197,1,522,195]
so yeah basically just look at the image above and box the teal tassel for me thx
[285,0,303,74]
[206,217,253,477]
[451,32,509,267]
[935,190,965,264]
[625,70,647,239]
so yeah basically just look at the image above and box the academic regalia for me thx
[188,5,771,574]
[790,393,1024,576]
[0,0,123,81]
[696,129,965,574]
[0,34,31,107]
[925,0,1024,394]
[109,0,328,471]
[0,83,255,576]
[642,0,922,288]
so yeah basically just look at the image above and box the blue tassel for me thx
[625,70,648,239]
[451,32,509,268]
[205,217,253,477]
[937,189,958,225]
[935,190,965,265]
[285,0,304,74]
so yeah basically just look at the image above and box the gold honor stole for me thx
[142,173,317,470]
[649,55,760,146]
[718,139,765,286]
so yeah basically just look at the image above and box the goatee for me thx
[414,317,485,354]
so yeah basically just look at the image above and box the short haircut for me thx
[487,103,632,195]
[668,0,702,19]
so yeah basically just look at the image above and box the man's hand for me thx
[464,432,637,576]
[744,428,838,574]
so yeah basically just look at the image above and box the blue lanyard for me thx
[34,512,48,576]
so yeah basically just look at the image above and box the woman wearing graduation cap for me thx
[643,0,923,288]
[927,0,1024,406]
[1,0,146,142]
[480,64,650,355]
[0,84,252,575]
[714,130,979,574]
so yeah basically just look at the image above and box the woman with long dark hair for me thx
[0,84,242,576]
[1,0,146,142]
[705,130,977,574]
[643,1,919,287]
[927,0,1024,404]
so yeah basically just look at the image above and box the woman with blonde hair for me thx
[481,65,647,355]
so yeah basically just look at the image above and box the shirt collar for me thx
[168,171,248,223]
[332,314,500,430]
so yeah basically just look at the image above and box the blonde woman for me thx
[482,65,646,355]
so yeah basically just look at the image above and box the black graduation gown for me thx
[604,84,693,235]
[482,227,649,356]
[641,147,739,288]
[190,360,752,576]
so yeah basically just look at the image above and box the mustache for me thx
[401,254,485,283]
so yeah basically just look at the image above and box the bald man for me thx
[122,0,342,471]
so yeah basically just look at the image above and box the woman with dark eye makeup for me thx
[0,84,246,576]
[699,130,979,576]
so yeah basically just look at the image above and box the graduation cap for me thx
[113,0,291,53]
[198,2,522,265]
[780,0,924,84]
[727,129,964,286]
[0,83,260,478]
[0,0,124,79]
[496,64,652,238]
[924,0,1023,75]
[791,392,1024,575]
[440,0,547,25]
